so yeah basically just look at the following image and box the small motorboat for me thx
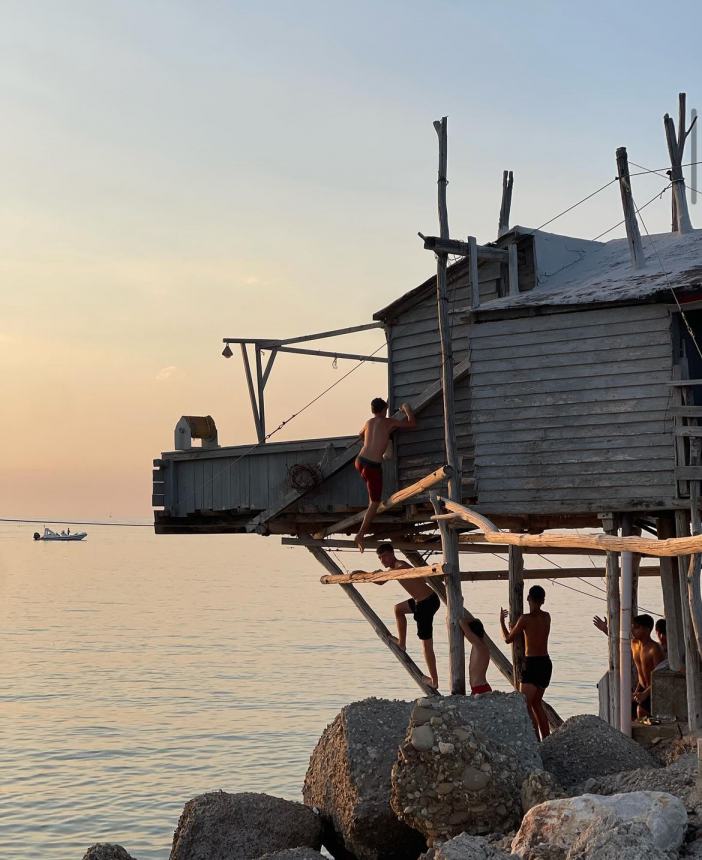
[33,527,87,542]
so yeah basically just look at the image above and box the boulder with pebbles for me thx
[303,697,425,860]
[539,715,658,788]
[511,791,687,859]
[82,847,138,860]
[419,833,513,859]
[452,692,543,779]
[391,697,523,844]
[169,791,322,860]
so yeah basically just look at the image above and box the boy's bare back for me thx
[521,610,551,656]
[359,416,399,461]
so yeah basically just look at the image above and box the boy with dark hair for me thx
[357,543,440,689]
[460,617,491,694]
[631,613,665,719]
[500,584,552,740]
[655,618,667,655]
[354,398,416,552]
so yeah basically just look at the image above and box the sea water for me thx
[0,523,663,858]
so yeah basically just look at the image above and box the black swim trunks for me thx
[408,593,440,640]
[521,655,553,689]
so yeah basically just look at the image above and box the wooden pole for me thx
[321,464,452,538]
[437,497,702,557]
[620,515,633,737]
[432,116,465,694]
[615,147,645,268]
[403,549,562,728]
[664,93,694,233]
[468,236,480,309]
[498,170,514,238]
[320,563,445,585]
[507,241,519,296]
[658,515,685,673]
[307,545,438,696]
[255,345,266,440]
[508,547,525,687]
[605,541,621,730]
[674,510,702,732]
[687,439,702,661]
[430,496,465,694]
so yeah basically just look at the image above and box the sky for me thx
[2,0,702,519]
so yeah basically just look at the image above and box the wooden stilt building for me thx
[153,97,702,736]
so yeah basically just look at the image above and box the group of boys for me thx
[353,397,553,740]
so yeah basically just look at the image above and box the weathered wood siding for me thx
[157,436,381,518]
[387,263,493,496]
[469,304,676,514]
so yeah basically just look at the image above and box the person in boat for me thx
[354,543,440,689]
[459,617,491,695]
[500,585,552,740]
[354,398,416,552]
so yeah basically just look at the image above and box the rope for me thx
[591,182,672,241]
[0,517,150,527]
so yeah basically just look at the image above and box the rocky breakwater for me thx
[303,696,426,860]
[390,695,546,844]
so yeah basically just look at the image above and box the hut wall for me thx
[469,303,676,514]
[387,263,498,496]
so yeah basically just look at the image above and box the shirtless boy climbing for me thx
[357,543,440,689]
[460,617,491,695]
[354,398,416,551]
[500,585,552,740]
[631,614,665,719]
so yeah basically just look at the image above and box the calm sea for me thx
[0,522,664,859]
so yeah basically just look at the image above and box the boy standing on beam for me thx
[354,397,416,552]
[355,543,440,689]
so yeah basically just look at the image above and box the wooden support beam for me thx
[421,235,509,262]
[605,539,621,731]
[240,344,264,443]
[307,545,438,696]
[438,497,702,557]
[432,115,465,696]
[658,515,685,673]
[615,146,645,268]
[687,441,702,662]
[403,549,563,729]
[320,464,452,538]
[508,547,525,687]
[255,345,266,439]
[320,563,445,585]
[674,510,702,732]
[276,345,388,363]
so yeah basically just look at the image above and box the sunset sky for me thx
[3,0,702,519]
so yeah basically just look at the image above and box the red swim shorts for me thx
[355,456,383,503]
[471,684,492,695]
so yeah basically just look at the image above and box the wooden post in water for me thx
[307,544,438,696]
[674,510,702,732]
[508,547,525,687]
[432,116,465,695]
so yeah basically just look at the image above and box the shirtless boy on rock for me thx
[500,585,552,740]
[354,398,416,552]
[354,543,440,689]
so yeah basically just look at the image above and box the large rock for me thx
[520,770,566,813]
[452,692,543,779]
[82,848,137,860]
[303,697,425,860]
[420,833,512,859]
[540,715,657,788]
[391,697,523,843]
[573,751,697,809]
[169,791,322,860]
[511,791,687,859]
[566,818,671,860]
